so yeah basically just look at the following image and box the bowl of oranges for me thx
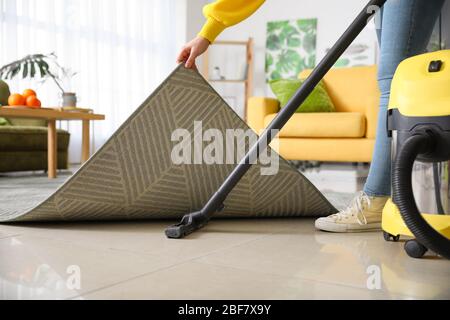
[8,89,42,109]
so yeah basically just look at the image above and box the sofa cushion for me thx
[0,126,70,151]
[0,151,69,173]
[0,117,9,126]
[7,117,47,127]
[264,112,366,138]
[271,137,375,162]
[299,66,379,114]
[269,79,335,113]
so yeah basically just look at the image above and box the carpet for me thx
[0,66,337,222]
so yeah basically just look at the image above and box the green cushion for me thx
[6,118,47,127]
[0,80,11,126]
[0,117,9,126]
[0,151,69,173]
[270,79,335,113]
[0,126,70,151]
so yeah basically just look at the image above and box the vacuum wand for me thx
[165,0,387,239]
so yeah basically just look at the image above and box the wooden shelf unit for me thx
[202,38,254,120]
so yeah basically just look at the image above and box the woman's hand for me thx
[177,36,211,69]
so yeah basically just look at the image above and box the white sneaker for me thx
[315,192,389,233]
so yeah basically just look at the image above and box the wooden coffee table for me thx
[0,107,105,179]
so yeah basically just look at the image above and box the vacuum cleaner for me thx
[382,50,450,259]
[165,0,388,239]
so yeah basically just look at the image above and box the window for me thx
[0,0,180,163]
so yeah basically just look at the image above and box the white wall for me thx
[197,0,379,117]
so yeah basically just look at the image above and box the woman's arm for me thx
[177,0,265,69]
[199,0,265,43]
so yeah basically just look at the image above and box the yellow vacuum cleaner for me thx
[382,50,450,259]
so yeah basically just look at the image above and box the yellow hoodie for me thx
[199,0,265,43]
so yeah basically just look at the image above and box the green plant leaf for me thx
[10,64,21,79]
[36,59,48,77]
[295,59,306,75]
[334,58,350,68]
[3,63,12,79]
[303,34,316,54]
[265,53,274,72]
[41,60,50,72]
[3,67,10,79]
[30,61,36,78]
[287,36,301,48]
[22,61,29,78]
[270,70,282,81]
[297,19,317,34]
[307,55,316,68]
[267,21,289,33]
[275,49,302,75]
[280,24,299,43]
[266,34,281,51]
[38,64,46,77]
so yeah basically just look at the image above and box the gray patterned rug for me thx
[0,66,337,222]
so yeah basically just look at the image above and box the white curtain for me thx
[0,0,180,163]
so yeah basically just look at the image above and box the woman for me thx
[177,0,445,233]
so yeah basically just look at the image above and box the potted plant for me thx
[0,53,78,107]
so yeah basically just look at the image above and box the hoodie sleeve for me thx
[199,0,265,43]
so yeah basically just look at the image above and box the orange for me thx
[26,95,42,109]
[8,94,26,106]
[23,89,37,100]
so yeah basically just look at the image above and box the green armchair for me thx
[0,118,70,173]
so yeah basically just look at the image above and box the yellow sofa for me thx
[247,66,380,163]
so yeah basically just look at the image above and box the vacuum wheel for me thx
[404,240,428,259]
[383,231,400,242]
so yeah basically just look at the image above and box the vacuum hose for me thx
[392,132,450,259]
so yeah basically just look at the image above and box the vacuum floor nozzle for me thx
[165,212,211,239]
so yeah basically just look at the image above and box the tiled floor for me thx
[0,164,449,300]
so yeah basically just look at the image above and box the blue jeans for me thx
[363,0,444,197]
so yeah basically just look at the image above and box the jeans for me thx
[363,0,445,197]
